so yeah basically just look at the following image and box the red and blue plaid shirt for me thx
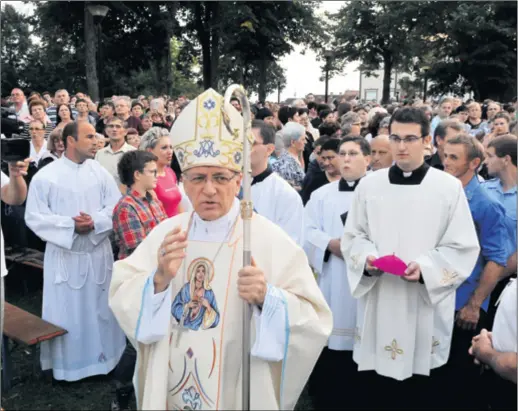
[113,189,168,260]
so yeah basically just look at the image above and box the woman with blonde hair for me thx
[139,127,183,217]
[38,128,65,169]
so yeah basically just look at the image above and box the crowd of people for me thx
[0,85,516,410]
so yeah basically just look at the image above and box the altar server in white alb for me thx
[109,86,332,410]
[25,121,126,381]
[248,119,304,246]
[341,107,480,409]
[304,136,370,409]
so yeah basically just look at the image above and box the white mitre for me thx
[169,85,253,172]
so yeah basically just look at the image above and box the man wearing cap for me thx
[109,87,332,410]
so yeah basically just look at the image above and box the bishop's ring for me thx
[160,248,166,257]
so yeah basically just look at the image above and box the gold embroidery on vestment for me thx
[441,269,459,286]
[384,339,404,360]
[431,337,440,354]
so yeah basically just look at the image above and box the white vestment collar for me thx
[190,198,240,241]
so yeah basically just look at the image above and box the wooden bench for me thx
[4,246,44,270]
[2,302,67,392]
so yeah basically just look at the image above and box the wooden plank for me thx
[3,303,67,346]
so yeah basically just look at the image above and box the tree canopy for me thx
[1,1,515,102]
[330,1,516,102]
[1,1,323,101]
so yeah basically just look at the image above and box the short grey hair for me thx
[139,127,170,150]
[114,96,131,107]
[281,122,305,148]
[379,116,392,129]
[340,111,360,126]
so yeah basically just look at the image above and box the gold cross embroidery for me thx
[441,269,459,286]
[385,339,404,360]
[431,337,440,354]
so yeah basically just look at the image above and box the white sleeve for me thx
[251,284,287,362]
[277,187,305,247]
[1,171,10,188]
[88,168,122,245]
[135,271,172,344]
[25,177,78,250]
[303,194,331,274]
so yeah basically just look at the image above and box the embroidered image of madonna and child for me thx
[171,258,220,331]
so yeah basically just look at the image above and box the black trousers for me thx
[483,368,518,410]
[113,339,137,391]
[309,347,360,409]
[432,309,488,410]
[355,368,442,410]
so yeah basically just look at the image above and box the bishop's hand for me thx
[155,226,188,293]
[238,257,267,306]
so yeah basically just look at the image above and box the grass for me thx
[2,265,313,410]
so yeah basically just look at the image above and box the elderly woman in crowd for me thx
[139,127,182,217]
[271,122,306,191]
[20,100,54,139]
[38,128,65,169]
[138,113,153,135]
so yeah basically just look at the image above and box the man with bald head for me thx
[369,135,393,171]
[25,121,125,382]
[9,88,30,122]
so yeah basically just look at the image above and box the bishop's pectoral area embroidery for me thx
[172,258,220,331]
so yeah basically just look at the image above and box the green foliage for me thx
[1,4,33,91]
[330,1,517,102]
[424,2,517,101]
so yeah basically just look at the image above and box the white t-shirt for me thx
[493,279,517,353]
[1,171,9,277]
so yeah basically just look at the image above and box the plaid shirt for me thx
[113,189,168,260]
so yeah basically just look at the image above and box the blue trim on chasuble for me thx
[134,273,152,408]
[280,290,290,408]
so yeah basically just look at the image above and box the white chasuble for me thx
[109,201,332,410]
[304,179,359,350]
[341,165,480,381]
[25,156,125,381]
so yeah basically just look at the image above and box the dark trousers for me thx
[483,368,518,410]
[112,339,137,405]
[432,309,488,410]
[309,347,360,409]
[356,368,441,410]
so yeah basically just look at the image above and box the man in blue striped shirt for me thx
[46,89,78,127]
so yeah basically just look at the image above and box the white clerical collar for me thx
[403,171,413,178]
[191,198,240,239]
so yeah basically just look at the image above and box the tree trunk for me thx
[84,3,99,101]
[195,3,211,89]
[209,2,220,90]
[164,2,178,96]
[258,55,268,103]
[381,51,393,104]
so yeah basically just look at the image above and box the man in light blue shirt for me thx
[483,134,517,329]
[442,134,512,409]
